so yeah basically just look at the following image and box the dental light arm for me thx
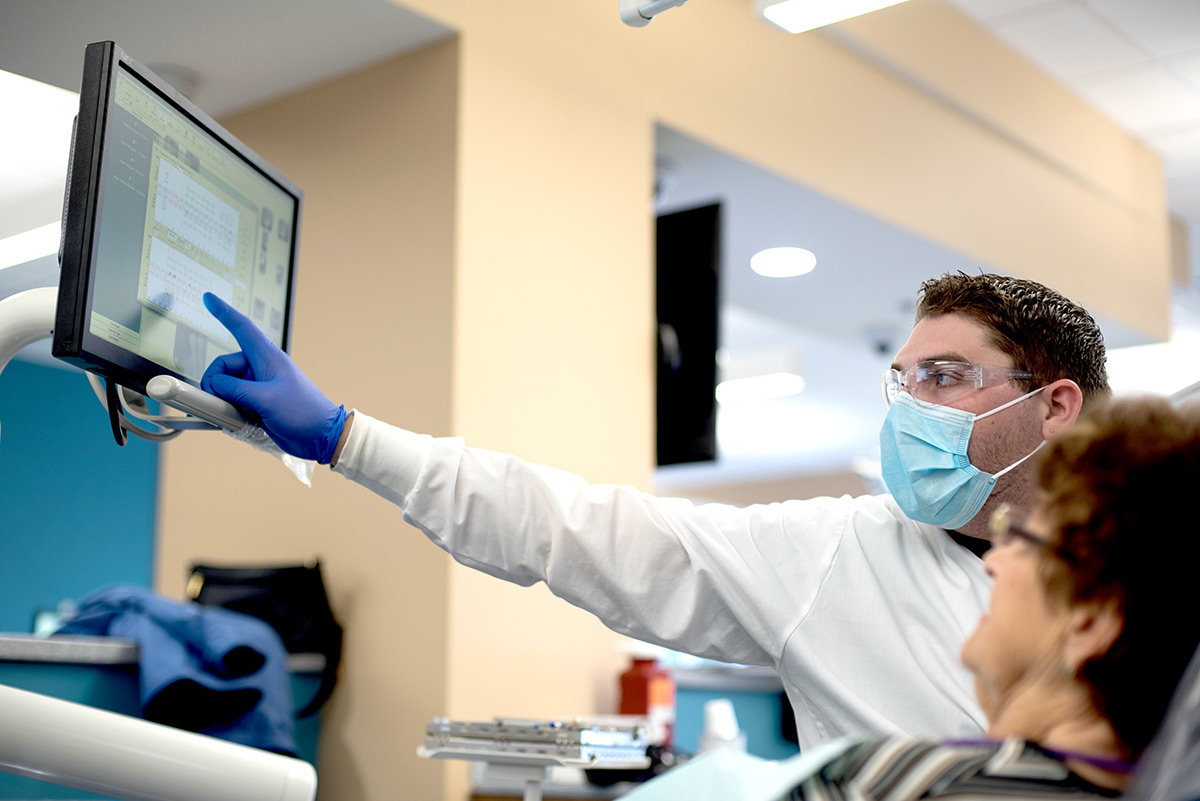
[620,0,691,27]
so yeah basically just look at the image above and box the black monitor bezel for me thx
[54,40,302,395]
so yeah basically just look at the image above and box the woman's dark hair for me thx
[1036,396,1200,756]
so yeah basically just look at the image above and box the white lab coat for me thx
[334,412,991,748]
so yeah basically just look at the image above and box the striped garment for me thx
[786,738,1120,801]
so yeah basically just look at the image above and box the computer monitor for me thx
[54,41,301,395]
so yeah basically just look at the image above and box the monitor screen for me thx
[54,41,301,393]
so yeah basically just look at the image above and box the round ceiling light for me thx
[750,246,816,278]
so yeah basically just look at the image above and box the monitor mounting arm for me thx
[0,287,317,801]
[0,287,248,445]
[0,287,56,380]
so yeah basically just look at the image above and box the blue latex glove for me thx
[201,293,347,464]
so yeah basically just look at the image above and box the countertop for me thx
[0,632,325,672]
[672,663,783,692]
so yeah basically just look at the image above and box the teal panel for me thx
[0,360,158,632]
[675,687,800,761]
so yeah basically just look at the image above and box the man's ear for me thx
[1042,379,1084,439]
[1064,598,1123,673]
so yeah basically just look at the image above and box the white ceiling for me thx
[0,0,453,247]
[0,0,454,120]
[1,0,1197,492]
[944,0,1200,233]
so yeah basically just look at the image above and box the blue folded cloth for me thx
[57,584,297,755]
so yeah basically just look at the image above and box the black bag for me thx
[187,561,343,718]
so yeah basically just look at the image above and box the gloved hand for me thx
[201,293,347,464]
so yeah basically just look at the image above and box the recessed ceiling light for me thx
[751,246,816,278]
[0,70,78,245]
[755,0,911,34]
[716,372,806,405]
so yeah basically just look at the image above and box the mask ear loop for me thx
[974,385,1047,422]
[977,385,1050,480]
[993,439,1046,479]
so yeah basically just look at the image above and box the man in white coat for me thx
[199,272,1109,748]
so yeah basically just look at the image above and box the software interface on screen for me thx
[89,65,296,382]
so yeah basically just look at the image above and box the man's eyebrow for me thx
[890,354,971,371]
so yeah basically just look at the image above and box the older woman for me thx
[626,396,1200,801]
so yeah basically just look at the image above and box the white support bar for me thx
[0,683,316,801]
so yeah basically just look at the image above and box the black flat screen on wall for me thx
[656,203,720,466]
[54,41,302,394]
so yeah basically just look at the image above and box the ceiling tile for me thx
[989,2,1149,78]
[1149,122,1200,177]
[1167,50,1200,92]
[1076,64,1200,133]
[1089,0,1200,59]
[1168,179,1200,223]
[943,0,1063,22]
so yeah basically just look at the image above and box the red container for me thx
[619,657,675,747]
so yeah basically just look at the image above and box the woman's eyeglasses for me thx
[988,503,1074,562]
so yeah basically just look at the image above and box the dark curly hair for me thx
[916,273,1110,409]
[1035,396,1200,756]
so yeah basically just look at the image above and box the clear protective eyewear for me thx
[988,503,1074,562]
[882,360,1036,407]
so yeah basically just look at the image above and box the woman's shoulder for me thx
[789,737,1120,801]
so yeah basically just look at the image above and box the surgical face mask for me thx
[879,387,1046,530]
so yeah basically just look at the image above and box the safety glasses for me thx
[883,361,1036,407]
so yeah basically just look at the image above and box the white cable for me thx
[83,372,187,442]
[118,382,213,431]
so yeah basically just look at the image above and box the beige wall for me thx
[155,3,1175,801]
[443,27,657,801]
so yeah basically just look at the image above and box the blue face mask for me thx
[879,388,1046,530]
